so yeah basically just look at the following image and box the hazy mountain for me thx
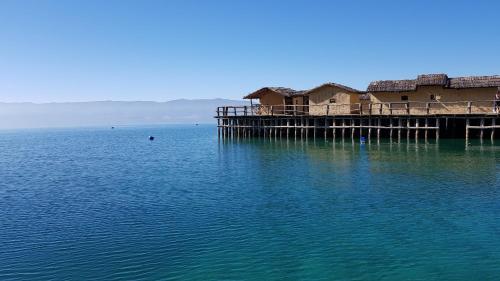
[0,99,248,129]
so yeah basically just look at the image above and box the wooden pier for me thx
[216,103,500,142]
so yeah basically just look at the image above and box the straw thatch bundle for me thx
[368,74,500,92]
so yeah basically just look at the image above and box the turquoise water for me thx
[1,125,500,280]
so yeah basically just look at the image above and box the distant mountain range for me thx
[0,99,248,129]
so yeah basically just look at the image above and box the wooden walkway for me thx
[216,104,500,141]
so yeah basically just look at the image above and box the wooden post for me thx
[333,119,336,140]
[465,118,470,142]
[426,103,430,115]
[480,118,485,141]
[436,118,440,141]
[492,118,496,141]
[351,118,355,140]
[342,119,346,139]
[313,118,318,140]
[377,118,381,140]
[415,118,419,140]
[389,118,393,140]
[286,119,290,139]
[368,118,372,140]
[324,118,328,140]
[306,118,309,139]
[406,102,410,115]
[425,118,428,142]
[368,103,372,115]
[406,118,410,141]
[467,102,472,114]
[398,118,402,143]
[301,118,304,139]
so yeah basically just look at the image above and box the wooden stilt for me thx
[436,118,440,141]
[492,118,496,141]
[480,118,485,141]
[351,118,355,140]
[406,118,410,141]
[465,118,470,142]
[398,118,402,143]
[389,118,393,140]
[377,118,381,140]
[342,119,346,139]
[415,118,419,140]
[333,119,336,140]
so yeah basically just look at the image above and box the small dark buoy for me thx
[195,123,199,126]
[111,126,115,129]
[149,136,155,141]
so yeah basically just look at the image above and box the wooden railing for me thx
[217,101,500,117]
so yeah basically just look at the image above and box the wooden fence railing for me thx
[217,101,500,117]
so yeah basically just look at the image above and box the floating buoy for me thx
[149,136,155,141]
[111,126,115,129]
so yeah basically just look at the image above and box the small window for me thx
[329,98,336,104]
[430,94,436,101]
[401,95,409,101]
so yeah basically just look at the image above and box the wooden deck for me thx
[216,102,500,141]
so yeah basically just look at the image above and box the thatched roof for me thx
[304,83,362,95]
[448,76,500,89]
[368,79,417,92]
[243,87,305,99]
[368,73,500,92]
[416,74,449,86]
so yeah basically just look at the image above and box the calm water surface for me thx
[1,125,500,280]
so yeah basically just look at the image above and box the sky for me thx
[0,0,499,103]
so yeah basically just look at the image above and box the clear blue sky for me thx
[1,0,499,102]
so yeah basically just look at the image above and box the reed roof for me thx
[304,83,362,95]
[368,74,500,92]
[243,87,306,99]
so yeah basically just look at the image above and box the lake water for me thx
[1,125,500,280]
